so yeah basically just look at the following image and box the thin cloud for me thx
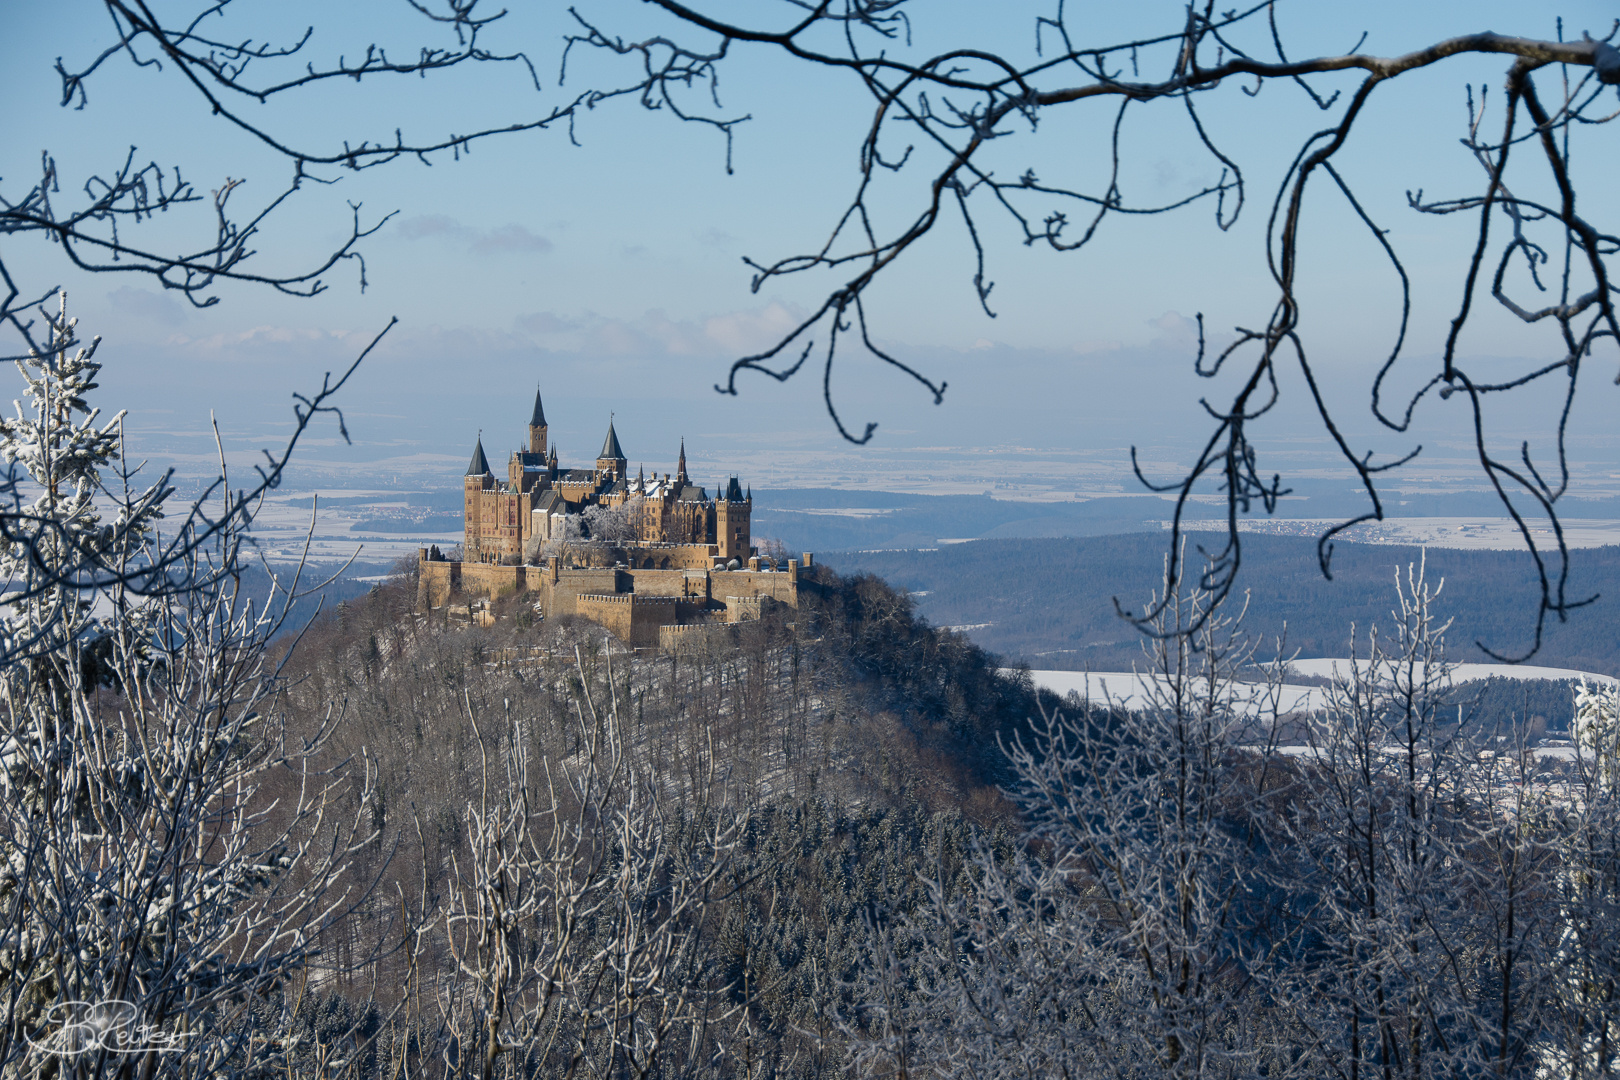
[396,215,552,255]
[471,224,552,254]
[106,286,189,327]
[396,214,466,241]
[513,302,808,358]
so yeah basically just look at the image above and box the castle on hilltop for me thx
[419,390,811,648]
[460,389,753,566]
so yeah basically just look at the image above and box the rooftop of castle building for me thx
[599,420,625,461]
[466,437,491,476]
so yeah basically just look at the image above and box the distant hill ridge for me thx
[825,534,1620,676]
[752,487,1620,552]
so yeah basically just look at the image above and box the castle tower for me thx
[464,434,492,559]
[596,418,627,484]
[528,387,548,456]
[676,438,688,485]
[715,475,752,561]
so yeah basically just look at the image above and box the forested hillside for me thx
[268,562,1620,1079]
[291,564,1041,825]
[259,563,1046,1076]
[827,535,1620,674]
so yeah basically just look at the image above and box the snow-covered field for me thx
[1170,516,1620,550]
[1024,659,1615,716]
[239,489,461,568]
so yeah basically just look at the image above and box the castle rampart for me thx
[417,547,812,648]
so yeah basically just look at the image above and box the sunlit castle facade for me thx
[460,389,752,567]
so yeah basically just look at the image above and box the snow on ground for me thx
[241,490,461,567]
[1023,659,1612,717]
[1285,658,1617,686]
[1024,671,1328,714]
[1169,517,1620,550]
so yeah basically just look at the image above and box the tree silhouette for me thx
[10,1,1618,657]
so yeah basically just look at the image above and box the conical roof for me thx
[599,420,625,460]
[530,388,547,427]
[466,436,491,476]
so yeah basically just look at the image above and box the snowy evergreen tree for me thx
[0,296,384,1078]
[0,290,167,672]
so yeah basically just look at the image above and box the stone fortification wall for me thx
[723,594,783,623]
[622,568,712,601]
[418,548,811,647]
[418,558,528,608]
[658,618,733,651]
[620,543,718,571]
[574,594,696,647]
[708,566,799,605]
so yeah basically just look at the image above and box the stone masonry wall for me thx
[418,549,808,646]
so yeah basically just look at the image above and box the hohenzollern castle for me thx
[418,390,810,647]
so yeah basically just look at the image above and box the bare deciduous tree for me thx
[424,648,747,1080]
[0,314,395,1075]
[842,571,1293,1078]
[19,2,1619,654]
[0,291,391,666]
[842,558,1620,1078]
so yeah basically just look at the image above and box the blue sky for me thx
[2,0,1616,497]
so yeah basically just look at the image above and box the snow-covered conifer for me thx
[0,291,166,671]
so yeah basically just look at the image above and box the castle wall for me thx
[541,568,630,618]
[709,566,799,605]
[418,558,531,606]
[422,551,804,619]
[575,594,687,647]
[419,558,453,608]
[618,568,712,600]
[658,617,733,651]
[619,544,717,571]
[572,593,637,643]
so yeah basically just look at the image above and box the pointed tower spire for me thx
[466,433,491,476]
[595,416,627,483]
[528,386,548,456]
[676,438,688,484]
[599,419,625,460]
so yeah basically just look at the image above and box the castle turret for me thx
[528,387,548,456]
[716,474,752,560]
[676,438,688,485]
[596,419,627,484]
[464,434,493,558]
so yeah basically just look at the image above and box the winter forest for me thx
[4,296,1620,1077]
[4,0,1620,1077]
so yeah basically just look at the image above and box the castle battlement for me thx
[576,593,683,606]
